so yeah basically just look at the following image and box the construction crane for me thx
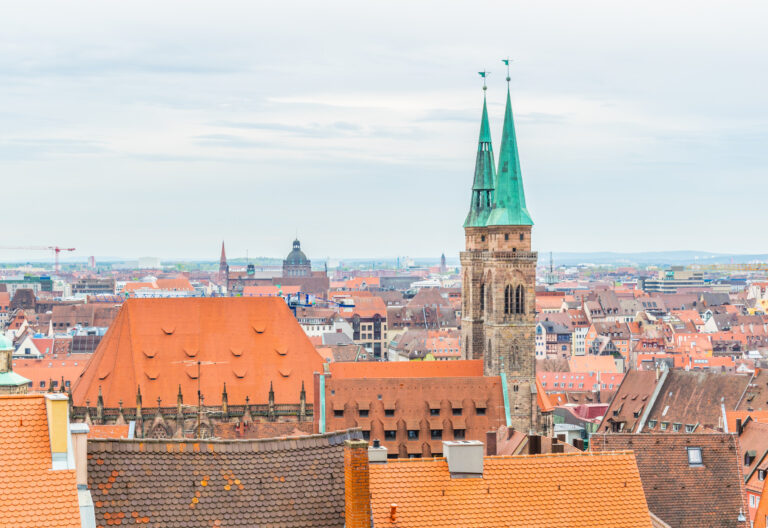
[0,245,76,273]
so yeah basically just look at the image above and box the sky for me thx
[1,1,767,263]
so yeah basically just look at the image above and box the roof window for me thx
[687,447,703,466]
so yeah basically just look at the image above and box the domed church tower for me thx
[283,239,311,277]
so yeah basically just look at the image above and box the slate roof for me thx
[592,434,748,528]
[368,451,652,527]
[87,428,363,528]
[0,395,80,527]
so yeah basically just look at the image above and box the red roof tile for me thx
[72,297,324,408]
[0,395,80,527]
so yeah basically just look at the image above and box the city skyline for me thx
[2,1,767,261]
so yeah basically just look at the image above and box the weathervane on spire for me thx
[478,70,490,91]
[502,58,512,83]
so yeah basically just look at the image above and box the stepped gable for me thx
[72,297,324,408]
[87,428,363,528]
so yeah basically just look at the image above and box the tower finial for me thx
[502,58,512,83]
[478,70,490,91]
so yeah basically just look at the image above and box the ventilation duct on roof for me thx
[443,440,484,478]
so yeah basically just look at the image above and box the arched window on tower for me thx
[480,283,485,313]
[515,285,525,314]
[504,285,512,315]
[486,282,493,316]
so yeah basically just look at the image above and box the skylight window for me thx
[687,447,703,466]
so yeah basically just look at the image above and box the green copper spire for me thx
[487,72,533,227]
[464,75,496,228]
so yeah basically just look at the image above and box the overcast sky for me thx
[1,1,766,263]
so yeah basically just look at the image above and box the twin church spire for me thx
[464,65,533,228]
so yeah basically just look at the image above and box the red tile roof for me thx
[87,424,131,439]
[592,434,748,528]
[329,359,483,379]
[0,395,80,527]
[72,297,324,408]
[368,452,652,527]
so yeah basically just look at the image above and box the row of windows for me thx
[335,407,486,418]
[364,429,464,441]
[647,420,697,433]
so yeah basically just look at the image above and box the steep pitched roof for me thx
[72,297,324,408]
[368,452,651,527]
[486,84,533,227]
[88,429,363,527]
[463,93,496,228]
[592,434,748,528]
[0,395,80,527]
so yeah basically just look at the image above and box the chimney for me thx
[368,439,388,463]
[528,434,541,455]
[443,440,484,478]
[552,443,565,454]
[344,439,372,528]
[70,422,89,487]
[486,431,497,456]
[736,419,743,436]
[45,393,71,470]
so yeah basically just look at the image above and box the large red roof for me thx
[72,297,324,408]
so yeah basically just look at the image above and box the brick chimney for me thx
[344,439,371,528]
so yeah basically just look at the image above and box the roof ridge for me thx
[88,427,364,452]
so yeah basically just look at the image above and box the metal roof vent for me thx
[443,440,484,478]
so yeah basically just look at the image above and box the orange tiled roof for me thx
[368,452,652,528]
[725,410,768,433]
[87,424,130,439]
[329,359,483,379]
[0,395,80,527]
[536,377,554,413]
[72,297,324,408]
[14,354,91,390]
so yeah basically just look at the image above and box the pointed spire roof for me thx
[487,82,533,226]
[463,89,497,228]
[219,241,227,266]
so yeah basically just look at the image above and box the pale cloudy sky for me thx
[1,1,766,262]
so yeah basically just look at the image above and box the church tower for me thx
[218,241,229,286]
[460,66,539,432]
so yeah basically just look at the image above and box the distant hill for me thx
[549,251,768,267]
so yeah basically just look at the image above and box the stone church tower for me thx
[461,77,539,432]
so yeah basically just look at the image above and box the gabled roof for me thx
[72,297,324,408]
[0,395,80,527]
[592,434,748,528]
[368,451,651,527]
[88,429,363,527]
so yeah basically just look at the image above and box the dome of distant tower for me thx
[286,239,309,265]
